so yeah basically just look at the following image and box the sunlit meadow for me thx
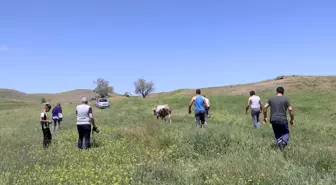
[0,90,336,184]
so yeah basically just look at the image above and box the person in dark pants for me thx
[263,87,295,151]
[52,102,63,132]
[188,89,209,128]
[76,97,98,149]
[40,103,52,149]
[245,91,262,128]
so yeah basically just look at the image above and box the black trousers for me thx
[77,125,91,149]
[42,126,52,148]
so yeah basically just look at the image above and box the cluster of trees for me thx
[93,78,154,98]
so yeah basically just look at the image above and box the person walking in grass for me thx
[245,90,262,128]
[52,102,63,132]
[203,95,211,118]
[76,97,98,149]
[40,103,53,149]
[188,89,209,128]
[263,87,295,151]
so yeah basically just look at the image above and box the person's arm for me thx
[287,99,294,124]
[245,97,251,114]
[188,96,195,113]
[259,99,263,114]
[60,107,62,113]
[88,107,96,128]
[263,99,270,122]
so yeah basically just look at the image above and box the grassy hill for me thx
[0,88,120,104]
[0,75,336,184]
[149,75,336,97]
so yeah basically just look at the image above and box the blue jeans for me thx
[77,125,91,149]
[270,120,290,145]
[251,108,260,128]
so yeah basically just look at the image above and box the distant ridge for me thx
[1,75,336,102]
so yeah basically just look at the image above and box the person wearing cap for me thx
[76,97,97,149]
[51,102,63,132]
[40,103,53,148]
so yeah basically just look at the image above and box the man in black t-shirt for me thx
[263,87,295,150]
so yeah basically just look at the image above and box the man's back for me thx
[268,96,291,121]
[250,95,260,109]
[76,104,92,125]
[194,95,205,112]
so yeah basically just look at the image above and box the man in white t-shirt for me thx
[245,91,262,128]
[203,95,210,117]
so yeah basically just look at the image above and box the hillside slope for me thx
[0,88,120,103]
[150,75,336,97]
[1,75,336,102]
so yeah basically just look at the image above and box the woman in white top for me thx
[245,91,262,128]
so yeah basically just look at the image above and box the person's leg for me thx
[200,112,206,125]
[53,119,57,132]
[46,128,52,147]
[77,125,84,149]
[271,121,282,141]
[42,127,48,148]
[83,125,91,149]
[251,108,260,128]
[56,120,61,131]
[195,111,201,128]
[277,120,290,148]
[199,111,206,127]
[58,119,62,129]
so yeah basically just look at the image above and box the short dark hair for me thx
[196,89,201,94]
[45,104,51,110]
[250,91,255,96]
[276,87,285,94]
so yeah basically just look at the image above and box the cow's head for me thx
[152,108,157,115]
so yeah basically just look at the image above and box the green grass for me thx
[0,91,336,185]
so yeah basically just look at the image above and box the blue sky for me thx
[1,0,335,94]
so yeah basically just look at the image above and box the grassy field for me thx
[1,77,336,184]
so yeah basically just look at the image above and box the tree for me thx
[93,78,114,98]
[134,78,154,98]
[41,97,46,104]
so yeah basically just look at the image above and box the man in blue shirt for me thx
[188,89,209,128]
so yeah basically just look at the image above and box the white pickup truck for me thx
[95,98,110,109]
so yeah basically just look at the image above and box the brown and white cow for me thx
[152,104,172,123]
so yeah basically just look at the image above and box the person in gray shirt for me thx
[263,87,294,150]
[76,97,98,149]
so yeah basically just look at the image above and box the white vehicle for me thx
[95,98,110,109]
